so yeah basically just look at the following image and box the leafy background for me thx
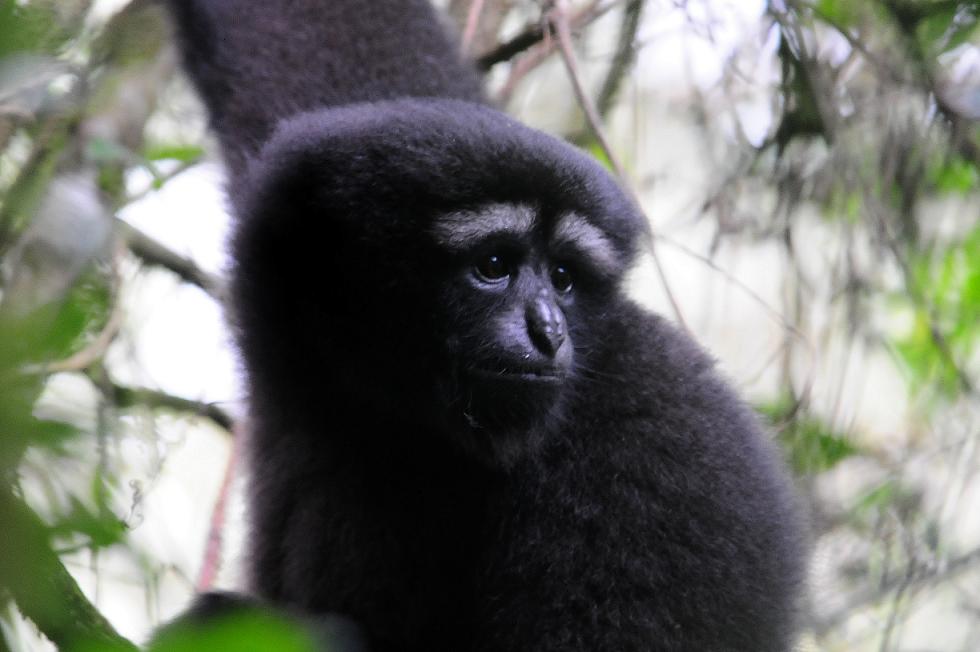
[0,0,978,650]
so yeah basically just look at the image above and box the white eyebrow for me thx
[431,203,536,249]
[551,213,618,275]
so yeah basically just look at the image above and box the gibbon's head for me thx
[233,99,648,466]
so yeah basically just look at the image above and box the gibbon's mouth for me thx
[468,365,564,385]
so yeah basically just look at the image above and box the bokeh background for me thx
[1,0,978,649]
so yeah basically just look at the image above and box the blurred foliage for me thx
[0,0,978,650]
[894,222,980,397]
[760,396,860,474]
[148,611,319,652]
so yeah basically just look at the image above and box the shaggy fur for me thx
[162,2,807,651]
[164,0,482,188]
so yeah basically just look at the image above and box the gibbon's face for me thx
[427,202,624,458]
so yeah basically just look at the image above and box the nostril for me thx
[526,297,566,357]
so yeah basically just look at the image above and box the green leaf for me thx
[944,13,980,51]
[916,5,958,49]
[893,312,961,396]
[892,223,980,399]
[50,497,126,550]
[31,280,107,362]
[930,156,979,194]
[143,143,205,164]
[759,399,859,474]
[585,141,614,173]
[149,611,319,652]
[29,419,84,452]
[853,480,896,516]
[0,0,55,57]
[86,137,132,165]
[823,188,863,223]
[914,1,980,53]
[815,0,862,27]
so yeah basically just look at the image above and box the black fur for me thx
[164,0,482,187]
[162,1,807,651]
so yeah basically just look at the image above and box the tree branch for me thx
[196,424,241,591]
[476,0,620,70]
[814,545,980,635]
[596,0,645,118]
[0,490,137,651]
[117,219,227,301]
[549,0,627,181]
[460,0,488,54]
[476,22,547,70]
[108,380,234,432]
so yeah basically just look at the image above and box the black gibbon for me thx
[157,1,807,650]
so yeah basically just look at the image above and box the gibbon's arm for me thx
[163,0,484,178]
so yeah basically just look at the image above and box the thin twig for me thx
[108,381,234,432]
[882,226,976,396]
[477,21,547,70]
[815,545,980,635]
[655,233,819,389]
[117,219,227,301]
[43,240,127,374]
[548,1,689,329]
[477,0,620,70]
[43,297,124,374]
[549,0,626,179]
[878,558,916,652]
[497,39,555,103]
[645,239,690,332]
[120,159,200,208]
[770,1,840,142]
[596,0,645,118]
[196,422,241,590]
[461,0,487,55]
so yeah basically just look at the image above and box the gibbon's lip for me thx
[468,365,564,384]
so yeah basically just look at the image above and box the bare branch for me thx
[477,0,620,70]
[120,159,201,207]
[596,0,645,118]
[546,1,688,330]
[197,423,241,590]
[477,21,547,70]
[548,0,626,180]
[461,0,488,54]
[815,546,980,635]
[108,380,234,432]
[117,219,227,301]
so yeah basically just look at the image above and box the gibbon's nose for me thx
[526,295,566,357]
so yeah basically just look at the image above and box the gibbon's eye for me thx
[475,254,510,282]
[551,264,573,293]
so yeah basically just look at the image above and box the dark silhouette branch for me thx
[476,22,546,70]
[107,380,234,432]
[118,219,227,301]
[476,0,620,70]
